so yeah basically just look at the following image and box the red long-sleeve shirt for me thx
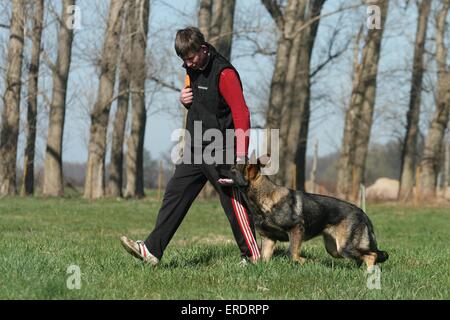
[218,68,250,157]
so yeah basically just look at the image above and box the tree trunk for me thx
[108,2,132,198]
[84,0,126,199]
[210,0,236,60]
[286,0,325,190]
[398,0,431,201]
[336,26,364,199]
[199,0,236,61]
[125,0,150,198]
[262,0,324,188]
[277,2,307,186]
[349,0,389,201]
[0,0,26,196]
[263,0,301,132]
[198,0,212,40]
[21,0,44,197]
[336,0,388,201]
[42,0,75,196]
[420,1,450,199]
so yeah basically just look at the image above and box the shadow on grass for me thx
[160,246,232,269]
[143,245,365,271]
[271,247,360,270]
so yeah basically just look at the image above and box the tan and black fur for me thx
[218,157,388,270]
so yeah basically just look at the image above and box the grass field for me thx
[1,192,449,299]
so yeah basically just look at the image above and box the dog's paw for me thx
[293,257,307,265]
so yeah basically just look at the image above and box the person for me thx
[120,26,260,265]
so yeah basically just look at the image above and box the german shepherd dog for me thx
[218,157,388,270]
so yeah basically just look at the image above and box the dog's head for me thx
[217,154,271,188]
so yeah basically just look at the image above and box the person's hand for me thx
[180,87,193,106]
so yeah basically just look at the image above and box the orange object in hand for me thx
[184,75,191,88]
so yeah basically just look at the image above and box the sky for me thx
[1,0,439,169]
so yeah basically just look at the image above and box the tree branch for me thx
[310,44,349,78]
[310,14,352,78]
[150,76,181,92]
[288,3,365,40]
[40,49,58,74]
[261,0,284,30]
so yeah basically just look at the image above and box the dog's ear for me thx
[257,154,271,167]
[248,150,257,165]
[246,164,259,180]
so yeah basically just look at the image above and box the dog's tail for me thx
[376,250,389,263]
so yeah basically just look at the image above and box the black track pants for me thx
[144,163,261,261]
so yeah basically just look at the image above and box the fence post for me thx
[415,165,422,204]
[292,164,297,190]
[310,139,318,193]
[358,183,366,212]
[444,138,449,199]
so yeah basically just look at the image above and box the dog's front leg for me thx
[261,236,277,262]
[289,225,306,264]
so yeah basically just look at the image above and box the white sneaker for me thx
[239,256,258,266]
[239,258,249,267]
[120,236,159,266]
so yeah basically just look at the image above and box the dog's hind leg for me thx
[288,225,305,264]
[322,233,341,258]
[261,236,277,262]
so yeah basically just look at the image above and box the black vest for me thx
[185,45,241,151]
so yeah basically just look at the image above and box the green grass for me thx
[0,195,449,299]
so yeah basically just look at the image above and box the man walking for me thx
[121,27,260,265]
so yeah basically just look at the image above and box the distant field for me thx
[1,194,449,299]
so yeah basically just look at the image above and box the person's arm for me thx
[219,68,250,161]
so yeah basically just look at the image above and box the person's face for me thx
[183,45,208,70]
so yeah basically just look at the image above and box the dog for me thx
[217,156,388,270]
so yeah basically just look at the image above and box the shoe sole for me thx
[120,236,144,261]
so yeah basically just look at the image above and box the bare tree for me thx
[263,0,301,134]
[124,0,150,198]
[398,0,431,201]
[420,0,450,199]
[280,0,326,190]
[198,0,236,60]
[42,0,75,196]
[21,0,44,196]
[108,1,132,198]
[84,0,126,199]
[0,0,26,196]
[336,0,389,201]
[262,0,326,189]
[198,0,212,38]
